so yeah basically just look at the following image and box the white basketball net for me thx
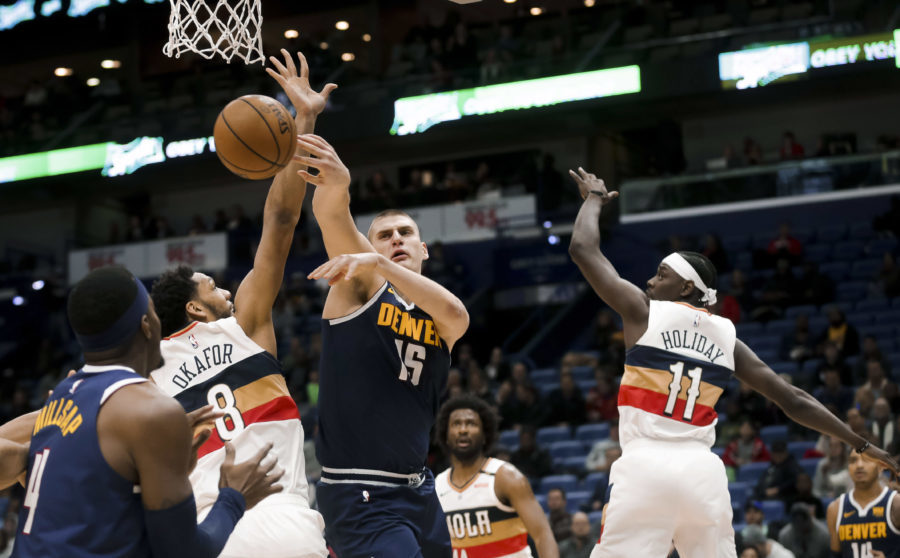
[163,0,264,64]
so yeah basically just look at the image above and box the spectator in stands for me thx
[752,258,798,320]
[546,371,586,426]
[715,287,742,324]
[590,310,624,363]
[812,435,851,499]
[871,397,895,450]
[484,346,508,383]
[723,419,771,471]
[785,473,824,519]
[700,233,729,272]
[854,336,892,384]
[723,145,742,169]
[779,314,814,363]
[585,368,618,423]
[742,501,769,538]
[872,196,900,237]
[861,360,894,400]
[754,440,799,502]
[510,426,553,480]
[767,224,804,264]
[871,252,900,298]
[777,502,829,558]
[466,366,492,403]
[740,547,762,558]
[742,524,795,558]
[812,368,854,415]
[585,421,620,473]
[726,381,775,427]
[125,215,144,242]
[779,132,805,161]
[546,488,572,542]
[855,386,875,420]
[189,214,208,236]
[846,409,868,437]
[725,269,755,315]
[744,137,763,166]
[797,262,835,307]
[818,307,860,358]
[559,511,593,558]
[817,342,854,386]
[480,48,502,84]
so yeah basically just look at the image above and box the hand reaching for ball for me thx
[266,49,337,129]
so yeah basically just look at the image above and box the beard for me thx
[449,442,483,464]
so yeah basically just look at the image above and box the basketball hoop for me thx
[163,0,264,64]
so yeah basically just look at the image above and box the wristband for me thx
[857,440,870,454]
[589,190,608,197]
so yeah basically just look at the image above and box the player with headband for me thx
[566,168,899,558]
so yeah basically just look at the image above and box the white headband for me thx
[661,253,718,306]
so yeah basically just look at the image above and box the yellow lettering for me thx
[399,312,412,337]
[62,414,82,436]
[410,317,424,341]
[377,303,394,326]
[33,407,46,434]
[878,522,887,538]
[424,320,437,346]
[391,308,401,333]
[59,403,78,434]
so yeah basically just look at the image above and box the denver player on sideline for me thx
[12,266,279,558]
[300,133,469,558]
[149,50,334,558]
[435,395,558,558]
[827,447,900,558]
[566,168,899,558]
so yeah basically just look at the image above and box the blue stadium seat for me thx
[747,335,782,352]
[588,510,604,526]
[499,429,519,449]
[800,458,821,479]
[820,262,849,281]
[576,380,595,394]
[755,349,778,363]
[770,362,798,375]
[765,319,795,336]
[737,462,769,484]
[536,382,557,397]
[550,440,587,459]
[760,500,785,522]
[571,365,594,382]
[824,301,853,315]
[760,425,788,445]
[849,223,874,240]
[801,358,823,372]
[733,522,747,532]
[567,490,592,513]
[836,281,869,302]
[804,244,831,263]
[734,252,753,271]
[893,298,900,309]
[537,426,571,446]
[732,504,743,523]
[576,423,610,444]
[712,447,725,459]
[817,224,847,243]
[539,474,578,495]
[792,228,813,243]
[583,472,609,496]
[531,368,557,383]
[728,482,751,508]
[869,237,899,255]
[832,241,865,261]
[785,305,817,319]
[536,494,548,512]
[560,456,587,474]
[736,322,764,336]
[862,325,895,340]
[875,309,900,324]
[787,441,817,461]
[851,259,882,280]
[821,496,834,511]
[846,311,876,326]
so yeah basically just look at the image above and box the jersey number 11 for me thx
[664,362,702,422]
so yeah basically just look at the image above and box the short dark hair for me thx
[151,265,197,337]
[677,251,718,291]
[68,266,140,338]
[436,394,500,455]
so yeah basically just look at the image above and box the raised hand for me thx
[266,49,337,121]
[294,134,352,190]
[308,253,380,285]
[569,167,619,205]
[218,442,283,510]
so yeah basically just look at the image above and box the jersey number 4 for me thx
[851,542,874,558]
[395,340,426,386]
[22,448,50,535]
[664,362,702,422]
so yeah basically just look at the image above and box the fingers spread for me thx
[281,48,297,77]
[253,442,275,464]
[297,51,309,78]
[268,55,288,77]
[297,169,323,186]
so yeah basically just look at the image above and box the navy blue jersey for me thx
[317,282,451,473]
[13,365,149,558]
[836,487,900,558]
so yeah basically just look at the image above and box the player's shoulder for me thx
[103,381,185,426]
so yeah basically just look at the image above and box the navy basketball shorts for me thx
[317,468,452,558]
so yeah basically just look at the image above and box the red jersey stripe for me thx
[197,395,301,459]
[618,384,717,426]
[454,534,529,558]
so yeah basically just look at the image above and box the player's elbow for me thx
[568,238,596,262]
[449,301,470,334]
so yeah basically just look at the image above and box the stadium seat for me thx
[846,311,875,326]
[800,458,821,479]
[765,319,796,336]
[862,324,895,340]
[499,429,519,449]
[571,365,594,382]
[759,425,788,445]
[785,305,817,319]
[754,349,778,363]
[566,490,592,513]
[712,447,725,459]
[536,494,548,512]
[538,474,578,495]
[851,259,882,280]
[583,472,609,496]
[736,322,764,336]
[787,441,817,461]
[874,309,900,324]
[531,368,557,383]
[732,504,743,523]
[549,440,587,459]
[804,244,831,263]
[760,500,785,522]
[849,223,874,240]
[737,462,769,485]
[537,426,571,446]
[728,482,752,507]
[588,510,604,526]
[576,380,595,394]
[801,358,823,372]
[820,262,849,281]
[722,235,750,252]
[821,496,834,511]
[770,362,798,375]
[869,237,898,255]
[576,423,610,444]
[560,456,587,474]
[836,281,869,302]
[535,382,557,397]
[817,224,847,243]
[747,335,782,352]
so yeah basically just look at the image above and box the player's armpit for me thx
[495,464,560,558]
[826,499,841,552]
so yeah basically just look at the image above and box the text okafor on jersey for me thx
[618,300,736,447]
[835,487,900,558]
[436,459,532,558]
[151,317,308,514]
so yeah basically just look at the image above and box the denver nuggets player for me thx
[299,133,469,558]
[567,168,899,558]
[827,448,900,558]
[435,395,558,558]
[13,266,279,558]
[149,50,333,558]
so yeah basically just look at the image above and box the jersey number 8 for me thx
[207,384,245,441]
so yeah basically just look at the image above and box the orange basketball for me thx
[213,95,297,180]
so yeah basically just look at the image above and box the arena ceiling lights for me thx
[390,65,642,136]
[718,31,898,90]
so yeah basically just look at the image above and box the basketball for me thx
[213,94,297,180]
